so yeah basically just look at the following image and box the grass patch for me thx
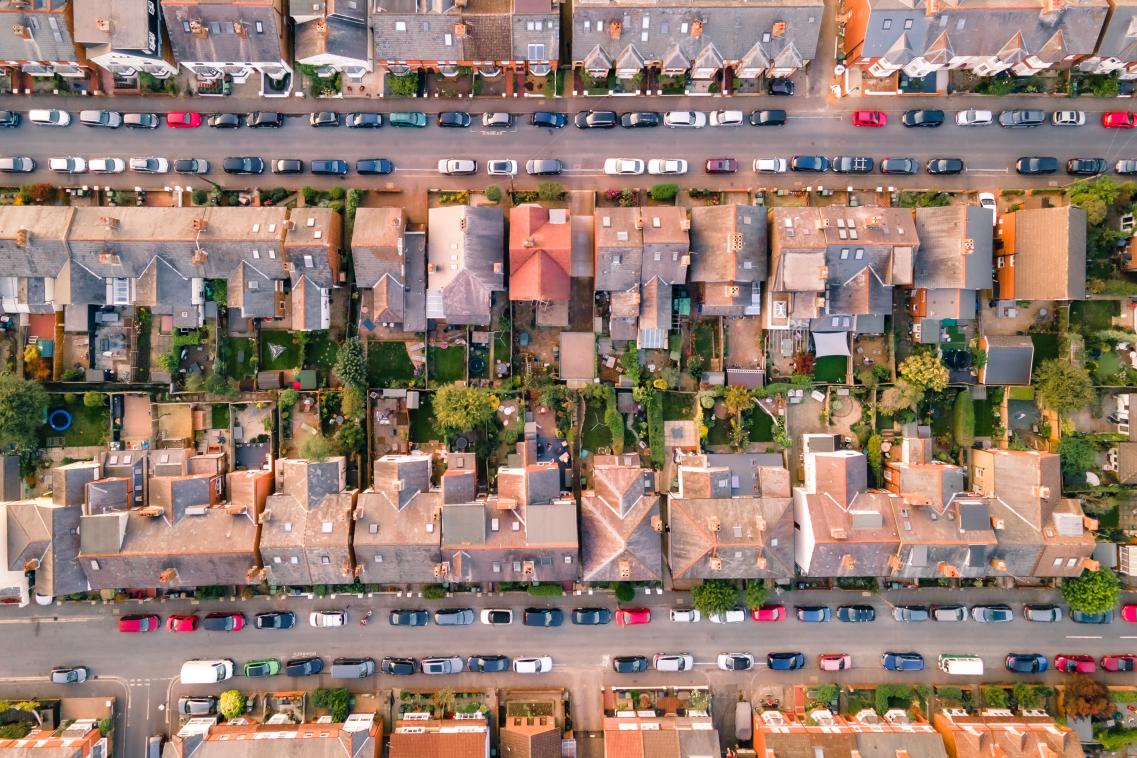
[973,397,995,437]
[661,392,693,422]
[493,328,510,365]
[45,399,108,447]
[221,337,256,381]
[705,417,731,446]
[1008,386,1035,401]
[409,394,440,443]
[367,340,416,386]
[1030,333,1059,367]
[1071,300,1119,332]
[746,407,775,442]
[429,345,467,385]
[304,331,339,371]
[694,320,717,358]
[211,404,230,430]
[261,331,303,370]
[581,400,612,452]
[1096,349,1123,382]
[812,355,848,383]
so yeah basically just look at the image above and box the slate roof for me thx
[427,205,504,325]
[354,453,442,584]
[1000,205,1087,300]
[1093,1,1137,61]
[162,0,286,65]
[640,206,690,284]
[0,0,81,64]
[595,208,644,292]
[981,335,1035,385]
[913,205,992,291]
[689,205,766,315]
[580,454,661,581]
[73,0,155,52]
[509,205,572,302]
[293,0,370,65]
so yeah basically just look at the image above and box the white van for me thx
[180,659,235,684]
[937,654,984,676]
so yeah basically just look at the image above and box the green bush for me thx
[301,186,319,205]
[649,183,679,202]
[387,73,419,97]
[742,580,767,610]
[312,687,352,722]
[612,581,635,603]
[875,684,914,715]
[218,690,246,720]
[527,584,564,597]
[537,182,564,201]
[328,186,345,201]
[981,685,1009,708]
[423,584,447,599]
[82,391,104,409]
[485,185,502,203]
[691,579,739,617]
[60,367,84,382]
[191,189,208,206]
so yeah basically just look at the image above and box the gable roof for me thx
[161,0,286,65]
[982,335,1035,385]
[427,205,504,324]
[914,205,993,291]
[1000,205,1086,300]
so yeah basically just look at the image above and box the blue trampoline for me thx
[48,409,73,432]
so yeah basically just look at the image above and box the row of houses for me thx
[0,419,1098,599]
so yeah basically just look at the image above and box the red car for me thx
[705,158,738,174]
[119,614,160,633]
[1054,654,1096,673]
[166,614,199,633]
[615,608,652,626]
[167,111,202,128]
[852,110,887,127]
[1121,604,1136,622]
[1101,655,1137,672]
[1102,111,1136,129]
[751,605,786,622]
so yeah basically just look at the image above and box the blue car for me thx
[767,652,806,671]
[1005,653,1048,674]
[882,652,924,672]
[1071,610,1114,624]
[795,606,831,623]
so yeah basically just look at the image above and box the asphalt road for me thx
[4,103,1137,197]
[2,588,1135,754]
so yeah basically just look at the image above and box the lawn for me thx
[581,399,612,452]
[45,398,108,448]
[661,392,693,422]
[705,417,731,447]
[1071,299,1119,332]
[1030,333,1059,367]
[493,328,511,365]
[220,337,256,381]
[1096,349,1123,382]
[304,331,339,371]
[409,393,440,443]
[429,345,467,385]
[261,331,303,370]
[812,355,848,383]
[211,404,230,430]
[367,340,416,386]
[746,407,775,442]
[973,397,995,437]
[694,320,718,358]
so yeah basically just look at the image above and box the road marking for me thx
[967,168,1010,174]
[0,676,45,683]
[1120,636,1137,639]
[0,616,102,624]
[1067,635,1103,639]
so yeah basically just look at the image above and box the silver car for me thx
[0,157,35,173]
[421,656,465,675]
[434,608,475,626]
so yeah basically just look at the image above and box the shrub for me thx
[83,391,105,409]
[191,189,209,206]
[423,584,447,599]
[218,690,246,720]
[537,182,564,201]
[60,367,84,382]
[691,579,739,617]
[484,185,502,203]
[742,580,767,610]
[649,183,679,202]
[387,73,419,97]
[612,582,635,603]
[301,186,319,206]
[981,685,1009,708]
[328,186,345,201]
[312,687,352,722]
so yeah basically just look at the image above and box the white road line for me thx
[1120,635,1137,639]
[967,168,1010,173]
[1066,635,1103,639]
[0,616,102,624]
[0,676,46,683]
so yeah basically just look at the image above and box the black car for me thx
[248,111,284,128]
[173,158,209,175]
[523,608,564,627]
[767,78,795,96]
[620,111,661,128]
[836,605,876,623]
[571,607,612,625]
[124,113,160,129]
[767,652,806,670]
[347,112,383,128]
[1067,157,1107,176]
[0,110,19,128]
[574,110,618,129]
[272,159,304,175]
[254,611,296,630]
[389,609,430,626]
[208,113,242,128]
[880,158,919,175]
[531,111,567,128]
[381,657,419,676]
[613,655,650,673]
[832,155,874,174]
[438,111,471,128]
[927,158,964,175]
[285,656,324,676]
[310,111,340,127]
[201,612,245,631]
[223,157,265,174]
[357,158,394,175]
[312,159,349,176]
[1016,156,1058,175]
[791,155,830,173]
[467,655,510,673]
[901,109,944,128]
[750,109,786,126]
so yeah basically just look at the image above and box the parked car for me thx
[487,159,518,176]
[664,110,706,128]
[926,158,964,175]
[177,696,216,715]
[166,111,201,128]
[708,608,746,624]
[819,654,853,672]
[1054,654,1096,673]
[202,612,245,632]
[513,657,553,674]
[620,111,661,128]
[480,609,513,625]
[309,610,346,628]
[166,614,198,632]
[89,158,125,174]
[0,111,20,128]
[29,109,70,127]
[754,158,789,174]
[705,159,738,174]
[1024,605,1063,623]
[717,653,754,671]
[1052,110,1086,127]
[835,605,875,623]
[604,158,644,176]
[248,111,284,128]
[482,112,513,128]
[1122,604,1137,622]
[49,157,86,173]
[852,110,887,127]
[767,652,806,671]
[435,608,475,625]
[129,157,169,174]
[710,109,745,126]
[613,655,650,673]
[123,113,160,129]
[525,159,563,176]
[978,192,997,227]
[0,157,34,173]
[523,608,564,627]
[311,159,349,176]
[615,608,651,626]
[1116,160,1137,176]
[1016,156,1058,175]
[882,652,924,671]
[955,109,993,126]
[767,78,795,96]
[356,158,394,175]
[971,604,1014,623]
[795,606,831,623]
[244,659,281,678]
[832,155,874,173]
[999,109,1045,128]
[1101,655,1137,672]
[790,155,829,172]
[1005,653,1048,674]
[390,609,430,626]
[1067,158,1107,176]
[421,656,464,675]
[880,158,918,175]
[751,605,786,622]
[173,158,209,175]
[437,159,477,175]
[271,159,304,175]
[1072,610,1114,624]
[901,109,944,127]
[438,111,471,128]
[647,158,687,175]
[208,113,242,128]
[119,614,160,633]
[222,157,264,174]
[1103,111,1137,129]
[80,110,122,128]
[574,110,617,129]
[931,605,967,622]
[381,657,420,676]
[50,666,88,684]
[310,111,340,127]
[388,112,427,128]
[531,111,567,128]
[285,657,324,676]
[670,608,701,623]
[893,605,930,622]
[254,611,296,630]
[347,112,383,128]
[572,608,612,625]
[653,654,694,672]
[467,655,510,673]
[750,109,786,126]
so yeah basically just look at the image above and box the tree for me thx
[603,386,625,455]
[0,374,48,455]
[341,385,365,421]
[649,183,679,202]
[1058,435,1097,477]
[312,687,353,722]
[879,379,923,415]
[866,434,883,486]
[218,690,246,720]
[691,579,739,618]
[742,580,767,610]
[1012,683,1048,710]
[953,389,975,448]
[611,582,635,603]
[1060,568,1122,614]
[191,189,209,206]
[484,185,502,203]
[723,386,753,417]
[278,389,299,410]
[899,352,949,392]
[335,422,365,454]
[333,337,366,389]
[1034,359,1094,417]
[981,685,1009,708]
[83,391,105,409]
[433,384,498,433]
[1062,674,1113,719]
[299,434,339,462]
[537,182,564,201]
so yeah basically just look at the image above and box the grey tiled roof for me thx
[162,0,286,65]
[1094,3,1137,60]
[427,205,504,325]
[74,0,153,51]
[294,9,370,64]
[0,1,80,64]
[913,205,992,291]
[982,335,1034,386]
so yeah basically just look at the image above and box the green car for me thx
[243,658,282,678]
[388,111,427,128]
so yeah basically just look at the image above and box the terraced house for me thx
[73,0,178,84]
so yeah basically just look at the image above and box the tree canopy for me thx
[1034,359,1094,417]
[333,337,367,389]
[878,379,924,415]
[691,579,739,617]
[742,580,767,610]
[1062,674,1113,719]
[899,352,950,392]
[218,690,246,720]
[0,374,47,455]
[1060,568,1122,615]
[433,385,498,433]
[1058,435,1097,477]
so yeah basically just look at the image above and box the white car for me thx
[653,653,695,672]
[709,608,746,624]
[754,158,789,174]
[437,158,477,175]
[309,610,346,627]
[717,653,755,671]
[669,608,701,623]
[29,109,71,127]
[129,157,169,174]
[664,111,707,128]
[604,158,644,176]
[978,192,997,227]
[709,110,745,126]
[89,158,125,174]
[486,159,517,176]
[513,656,553,674]
[480,608,513,625]
[1052,110,1085,127]
[49,157,86,173]
[647,158,687,175]
[955,109,993,126]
